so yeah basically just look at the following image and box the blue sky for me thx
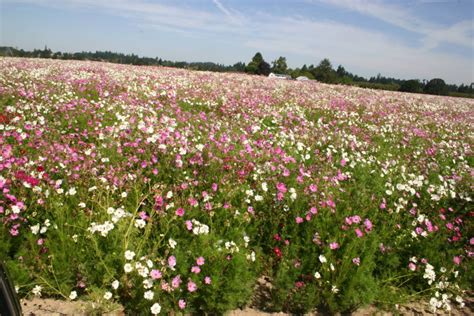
[1,0,473,84]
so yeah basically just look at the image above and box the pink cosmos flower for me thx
[204,276,211,284]
[327,199,336,208]
[185,220,193,231]
[172,275,182,288]
[150,269,162,280]
[364,218,373,231]
[175,208,185,217]
[277,192,284,201]
[295,217,304,224]
[309,184,318,192]
[379,243,386,253]
[276,182,287,193]
[351,215,361,224]
[191,266,201,274]
[355,228,364,238]
[168,256,176,268]
[453,256,461,265]
[196,257,205,266]
[329,242,339,250]
[352,257,360,266]
[161,281,171,292]
[178,299,186,309]
[408,262,416,271]
[187,281,197,292]
[188,197,198,207]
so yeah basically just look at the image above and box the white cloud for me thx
[244,15,473,84]
[316,0,474,50]
[212,0,232,18]
[4,0,473,84]
[211,0,246,26]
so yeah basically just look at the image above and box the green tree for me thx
[232,62,246,72]
[258,60,271,76]
[424,78,448,95]
[336,65,348,78]
[312,58,337,83]
[245,52,271,76]
[271,56,288,74]
[399,79,422,93]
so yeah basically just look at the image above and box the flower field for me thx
[0,57,472,314]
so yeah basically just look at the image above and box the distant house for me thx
[269,72,291,80]
[296,76,309,81]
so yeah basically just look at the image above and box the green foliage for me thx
[399,80,422,93]
[311,58,337,83]
[424,78,448,95]
[271,56,288,74]
[245,52,271,76]
[353,81,400,91]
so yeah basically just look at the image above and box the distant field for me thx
[0,57,472,314]
[449,91,474,99]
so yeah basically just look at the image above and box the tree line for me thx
[1,46,471,97]
[244,52,472,97]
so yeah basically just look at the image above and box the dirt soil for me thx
[21,297,474,316]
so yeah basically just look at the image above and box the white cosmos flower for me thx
[69,291,77,300]
[30,224,40,235]
[196,144,204,151]
[32,285,42,297]
[143,279,153,289]
[135,219,146,229]
[151,303,161,314]
[319,255,327,263]
[11,205,21,214]
[144,290,154,300]
[168,238,177,249]
[103,291,112,300]
[124,263,133,273]
[124,250,135,260]
[111,280,119,289]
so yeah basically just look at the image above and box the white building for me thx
[269,73,291,80]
